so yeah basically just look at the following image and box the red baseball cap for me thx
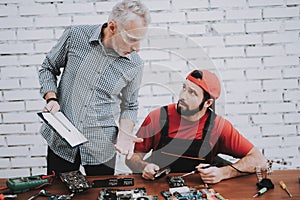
[186,69,221,99]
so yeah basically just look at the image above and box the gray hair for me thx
[108,0,151,28]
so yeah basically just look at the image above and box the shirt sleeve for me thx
[119,59,144,123]
[38,26,71,98]
[216,117,254,158]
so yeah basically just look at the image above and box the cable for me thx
[228,164,254,174]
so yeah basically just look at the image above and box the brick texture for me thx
[0,0,299,177]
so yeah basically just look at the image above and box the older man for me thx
[39,0,150,176]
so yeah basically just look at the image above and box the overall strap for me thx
[159,105,169,137]
[155,105,169,150]
[200,110,217,163]
[203,112,233,167]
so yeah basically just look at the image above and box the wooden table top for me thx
[0,170,299,199]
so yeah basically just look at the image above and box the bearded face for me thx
[176,99,206,116]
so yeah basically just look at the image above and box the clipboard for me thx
[37,112,88,147]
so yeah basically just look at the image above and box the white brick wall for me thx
[0,0,299,178]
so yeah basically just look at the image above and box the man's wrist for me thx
[46,97,59,104]
[221,165,237,180]
[44,91,57,100]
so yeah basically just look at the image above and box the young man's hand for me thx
[196,163,223,184]
[142,163,159,180]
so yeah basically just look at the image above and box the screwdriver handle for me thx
[280,180,293,198]
[279,180,286,189]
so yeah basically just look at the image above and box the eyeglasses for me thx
[119,27,145,45]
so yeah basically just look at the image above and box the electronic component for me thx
[169,186,189,194]
[92,178,134,187]
[98,187,158,200]
[167,176,186,188]
[27,189,74,200]
[6,174,53,193]
[59,170,91,194]
[161,187,226,200]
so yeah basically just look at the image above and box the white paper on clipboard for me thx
[37,112,88,147]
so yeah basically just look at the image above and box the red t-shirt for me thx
[135,104,253,159]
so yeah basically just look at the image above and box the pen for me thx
[279,180,292,198]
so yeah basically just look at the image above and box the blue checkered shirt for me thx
[38,24,144,165]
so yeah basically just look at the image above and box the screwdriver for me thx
[180,170,197,178]
[180,165,211,178]
[279,180,292,198]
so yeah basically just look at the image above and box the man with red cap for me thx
[126,69,266,184]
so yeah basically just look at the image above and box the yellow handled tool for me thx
[279,180,292,198]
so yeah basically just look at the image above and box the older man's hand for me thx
[114,130,143,159]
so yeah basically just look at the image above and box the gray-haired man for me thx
[39,0,150,176]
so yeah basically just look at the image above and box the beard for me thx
[111,37,127,57]
[176,99,206,116]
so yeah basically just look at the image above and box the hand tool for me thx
[180,165,211,178]
[27,189,50,200]
[154,167,171,179]
[253,187,267,198]
[0,194,17,200]
[279,180,292,198]
[180,170,197,178]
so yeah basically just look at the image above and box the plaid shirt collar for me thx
[89,23,132,60]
